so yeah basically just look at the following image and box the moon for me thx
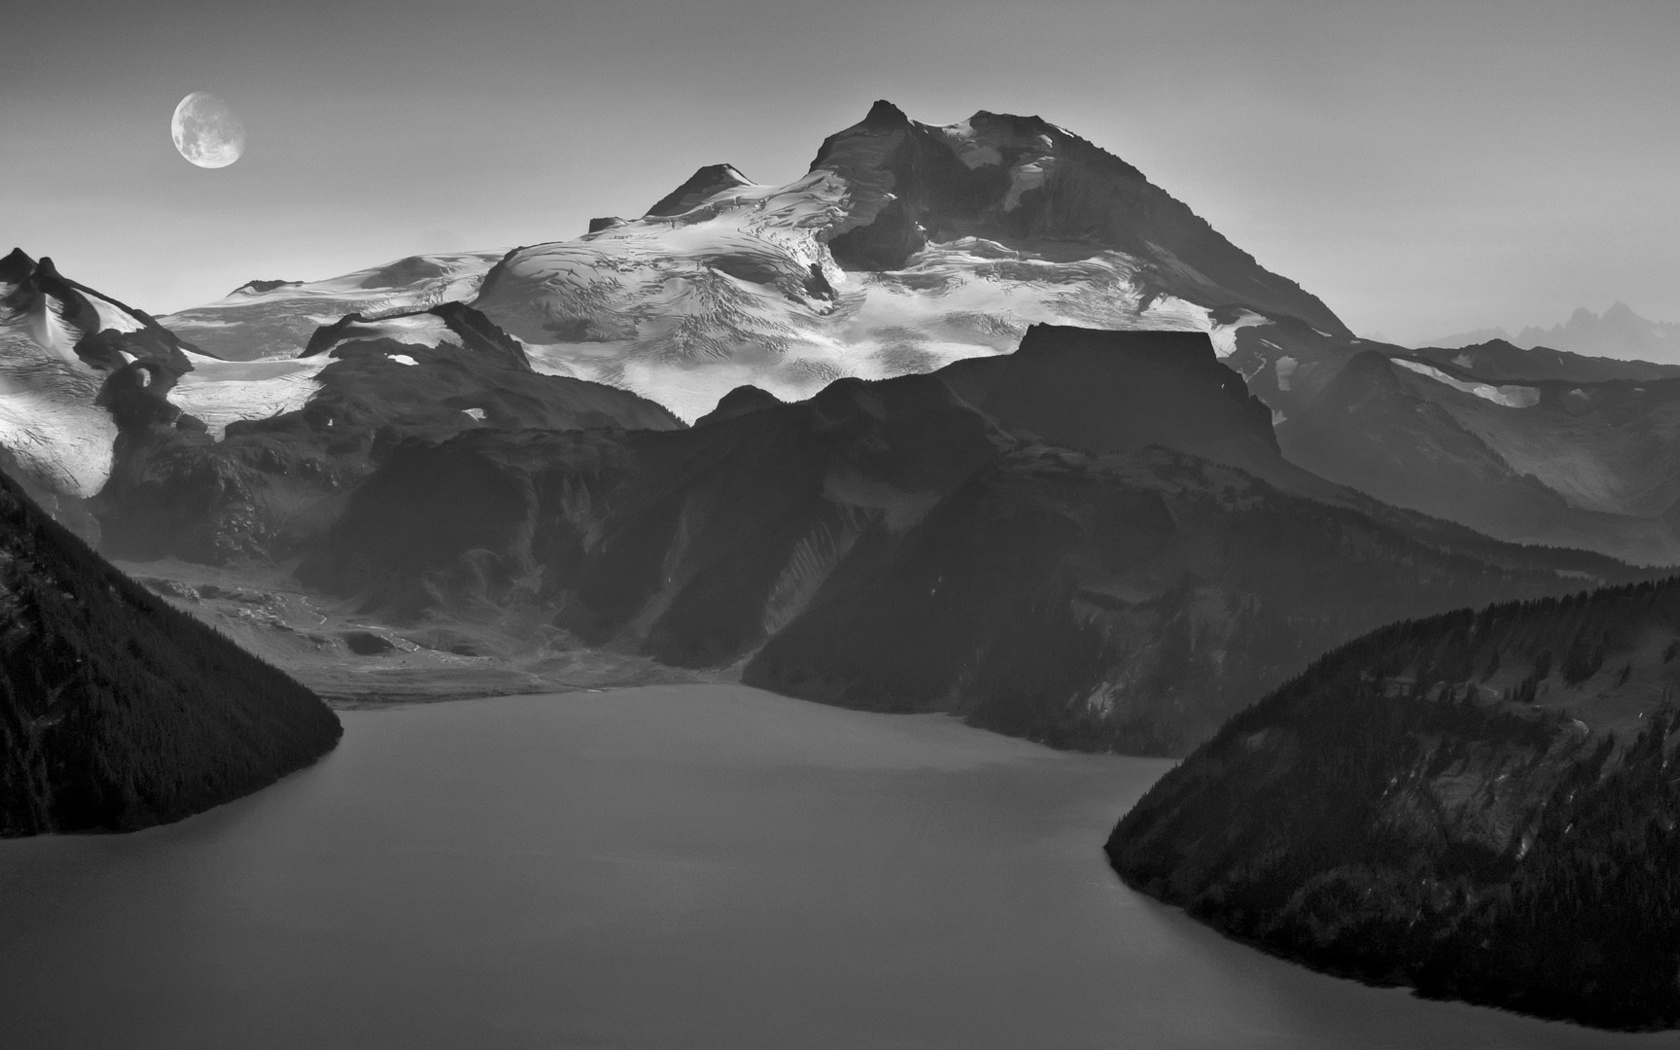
[171,92,245,169]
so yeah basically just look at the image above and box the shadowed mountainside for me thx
[296,326,1642,754]
[1276,347,1680,565]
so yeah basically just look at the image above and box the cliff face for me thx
[949,325,1279,457]
[0,469,341,836]
[1109,577,1680,1029]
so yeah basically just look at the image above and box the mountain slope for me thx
[297,326,1640,754]
[1109,576,1680,1029]
[1277,348,1680,565]
[0,468,341,835]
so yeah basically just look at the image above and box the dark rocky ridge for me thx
[1108,575,1680,1029]
[298,325,1641,754]
[694,384,785,426]
[0,469,340,835]
[230,278,301,296]
[946,325,1278,457]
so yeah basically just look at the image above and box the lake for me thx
[0,685,1666,1048]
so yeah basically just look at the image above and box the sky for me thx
[4,0,1677,345]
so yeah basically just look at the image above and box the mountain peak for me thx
[861,99,911,128]
[644,163,753,217]
[231,279,300,296]
[0,247,35,281]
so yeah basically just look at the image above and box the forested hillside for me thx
[1110,577,1680,1028]
[0,469,340,835]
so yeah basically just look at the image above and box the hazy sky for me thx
[5,0,1676,344]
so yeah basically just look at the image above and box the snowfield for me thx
[161,251,507,360]
[170,353,330,438]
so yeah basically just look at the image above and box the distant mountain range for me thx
[1428,303,1680,363]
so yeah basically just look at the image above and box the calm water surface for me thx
[0,685,1668,1049]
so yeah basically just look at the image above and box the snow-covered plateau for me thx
[161,251,507,361]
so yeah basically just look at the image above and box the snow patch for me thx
[387,353,419,367]
[1274,355,1298,391]
[1207,310,1267,358]
[1002,155,1053,211]
[1392,358,1540,408]
[170,356,330,438]
[461,407,486,421]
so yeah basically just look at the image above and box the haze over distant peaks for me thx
[1427,303,1680,363]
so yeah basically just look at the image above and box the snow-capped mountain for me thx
[10,102,1678,571]
[472,101,1347,420]
[131,100,1354,435]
